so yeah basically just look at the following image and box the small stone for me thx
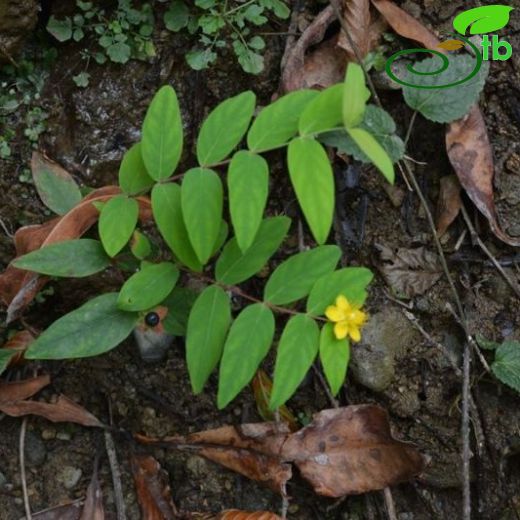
[58,466,82,490]
[56,432,72,441]
[25,432,46,467]
[41,429,56,440]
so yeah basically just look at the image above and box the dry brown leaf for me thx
[251,370,298,431]
[136,405,425,498]
[131,454,178,520]
[436,175,462,236]
[281,406,426,496]
[0,394,104,427]
[378,245,443,298]
[80,462,104,520]
[0,374,50,403]
[2,330,35,366]
[446,106,520,246]
[31,501,83,520]
[0,185,152,322]
[215,511,282,520]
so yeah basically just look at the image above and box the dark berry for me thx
[145,312,160,327]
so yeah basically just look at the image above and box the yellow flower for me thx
[325,295,367,342]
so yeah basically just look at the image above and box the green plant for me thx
[164,0,290,74]
[47,0,155,84]
[10,63,402,409]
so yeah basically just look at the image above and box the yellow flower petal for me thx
[335,295,351,312]
[325,305,344,322]
[349,309,367,326]
[334,321,349,339]
[349,326,362,342]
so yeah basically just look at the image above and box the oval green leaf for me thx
[307,267,374,315]
[151,183,202,272]
[197,90,256,166]
[118,262,179,311]
[320,322,350,396]
[287,137,334,245]
[31,152,82,215]
[13,239,111,277]
[186,285,232,394]
[247,89,319,151]
[217,303,275,408]
[181,167,224,265]
[130,230,152,260]
[215,216,291,285]
[264,245,341,305]
[228,151,269,253]
[343,62,370,129]
[347,127,395,184]
[141,85,183,180]
[119,143,155,195]
[25,293,138,359]
[99,195,139,257]
[270,314,320,409]
[298,84,343,136]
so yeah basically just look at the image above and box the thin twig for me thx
[383,487,398,520]
[20,417,32,520]
[462,340,472,520]
[312,364,339,408]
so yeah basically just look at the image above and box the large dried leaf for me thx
[136,405,425,497]
[0,330,34,371]
[0,374,50,403]
[131,454,178,520]
[0,186,152,322]
[378,245,442,298]
[136,422,293,494]
[80,462,104,520]
[446,106,520,246]
[436,175,462,236]
[0,394,104,427]
[281,406,426,496]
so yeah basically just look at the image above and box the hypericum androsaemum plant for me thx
[11,63,404,409]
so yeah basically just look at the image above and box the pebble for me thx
[350,309,419,392]
[41,428,56,440]
[25,432,46,467]
[58,466,82,490]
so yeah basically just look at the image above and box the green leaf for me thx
[0,349,18,376]
[186,48,217,70]
[264,245,341,305]
[320,105,404,164]
[164,0,190,31]
[343,62,370,128]
[218,304,275,408]
[118,262,179,311]
[13,239,111,277]
[181,168,223,264]
[72,71,89,87]
[320,322,350,396]
[47,16,72,42]
[99,195,139,257]
[142,85,183,180]
[107,42,131,63]
[307,267,373,315]
[25,293,138,359]
[298,84,343,136]
[216,216,291,285]
[234,45,264,74]
[476,334,500,351]
[228,151,269,253]
[270,314,319,409]
[346,127,395,184]
[119,143,154,195]
[247,89,319,152]
[403,55,489,123]
[287,137,334,244]
[162,287,198,336]
[31,152,82,215]
[453,5,514,35]
[186,285,232,393]
[151,183,202,271]
[492,341,520,393]
[197,91,256,166]
[130,230,152,260]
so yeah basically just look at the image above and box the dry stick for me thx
[327,2,472,517]
[384,487,398,520]
[460,204,520,300]
[20,417,32,520]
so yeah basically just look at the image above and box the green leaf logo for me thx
[453,5,514,35]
